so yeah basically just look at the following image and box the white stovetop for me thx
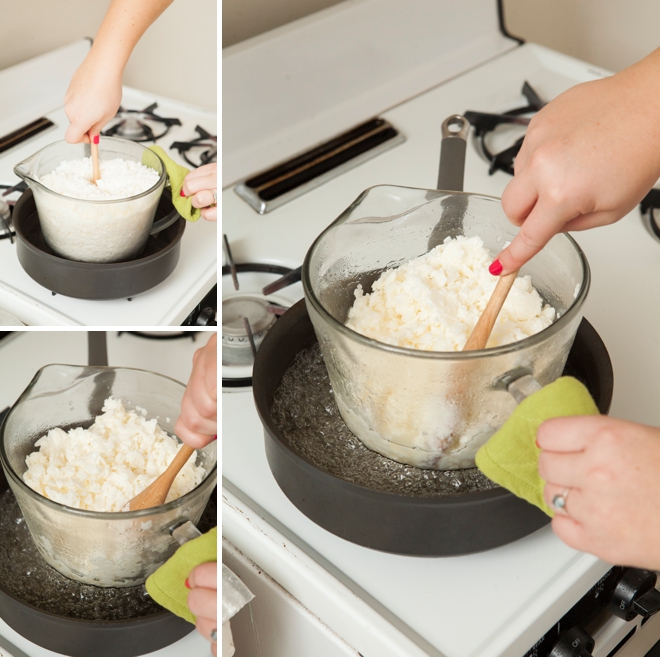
[0,330,214,657]
[0,41,217,327]
[222,42,660,657]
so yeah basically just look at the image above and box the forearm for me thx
[87,0,174,75]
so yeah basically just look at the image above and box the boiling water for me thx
[0,487,216,621]
[271,344,498,496]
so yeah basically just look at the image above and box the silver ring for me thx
[212,189,217,204]
[210,628,217,643]
[552,488,571,514]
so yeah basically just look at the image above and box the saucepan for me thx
[302,115,590,469]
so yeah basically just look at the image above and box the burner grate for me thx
[102,103,182,142]
[465,81,545,176]
[170,126,217,169]
[641,188,660,240]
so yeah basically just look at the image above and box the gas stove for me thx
[0,40,217,327]
[222,1,660,656]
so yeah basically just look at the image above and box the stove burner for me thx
[170,126,217,168]
[222,296,276,365]
[222,262,293,388]
[0,195,13,242]
[465,81,546,176]
[102,103,182,142]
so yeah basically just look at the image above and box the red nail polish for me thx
[489,259,503,276]
[180,189,185,197]
[213,435,217,441]
[184,578,191,589]
[93,134,99,145]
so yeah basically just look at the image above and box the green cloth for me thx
[475,377,599,517]
[146,527,217,624]
[148,145,201,222]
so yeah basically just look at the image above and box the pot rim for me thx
[13,189,186,270]
[0,364,217,520]
[302,184,591,360]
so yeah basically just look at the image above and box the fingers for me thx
[175,335,217,448]
[536,415,609,453]
[550,513,586,551]
[500,168,538,227]
[181,164,217,221]
[183,163,217,182]
[200,206,217,222]
[187,589,216,622]
[181,173,217,221]
[495,193,578,274]
[64,123,91,145]
[174,398,216,448]
[189,189,217,209]
[194,617,217,648]
[538,450,584,489]
[188,561,217,589]
[187,562,218,649]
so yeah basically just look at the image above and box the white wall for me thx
[0,0,217,111]
[503,0,660,72]
[223,0,343,48]
[222,0,659,73]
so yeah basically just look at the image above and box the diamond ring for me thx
[552,488,571,514]
[212,189,217,205]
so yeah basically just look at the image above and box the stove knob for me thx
[610,568,660,622]
[194,306,216,326]
[549,626,594,657]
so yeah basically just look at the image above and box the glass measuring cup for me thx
[14,138,170,263]
[0,365,217,587]
[303,186,589,469]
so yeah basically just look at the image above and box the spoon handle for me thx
[128,444,195,511]
[463,270,519,351]
[91,134,100,184]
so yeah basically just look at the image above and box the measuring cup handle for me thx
[170,519,203,546]
[494,367,543,404]
[150,208,181,236]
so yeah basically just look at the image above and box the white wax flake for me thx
[346,236,555,351]
[23,397,205,512]
[38,157,159,201]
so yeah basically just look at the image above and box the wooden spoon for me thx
[463,270,519,351]
[90,134,101,184]
[128,444,195,511]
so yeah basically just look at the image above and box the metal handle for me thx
[493,367,543,403]
[170,519,203,546]
[437,115,469,192]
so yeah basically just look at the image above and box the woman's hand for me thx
[182,163,217,222]
[174,334,217,448]
[64,58,123,143]
[187,562,217,656]
[538,415,660,570]
[493,48,660,275]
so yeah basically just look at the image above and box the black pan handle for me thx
[437,115,469,192]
